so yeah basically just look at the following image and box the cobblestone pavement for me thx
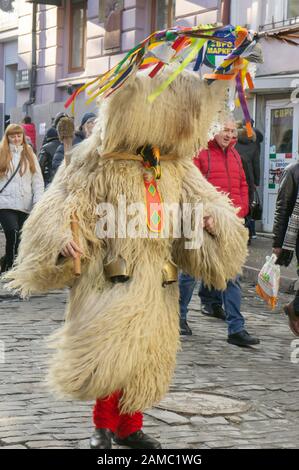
[0,280,299,449]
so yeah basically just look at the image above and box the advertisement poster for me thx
[204,27,235,68]
[268,158,290,188]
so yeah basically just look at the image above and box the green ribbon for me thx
[148,37,208,103]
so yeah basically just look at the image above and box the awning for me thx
[252,73,299,94]
[25,1,62,6]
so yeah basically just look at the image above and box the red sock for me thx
[93,391,121,433]
[117,395,143,438]
[92,391,143,438]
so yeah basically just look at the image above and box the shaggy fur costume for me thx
[5,70,248,413]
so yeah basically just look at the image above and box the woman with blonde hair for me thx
[0,124,44,273]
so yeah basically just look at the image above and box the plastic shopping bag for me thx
[256,254,280,309]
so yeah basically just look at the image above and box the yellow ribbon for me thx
[148,37,208,103]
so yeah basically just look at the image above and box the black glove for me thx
[275,249,294,267]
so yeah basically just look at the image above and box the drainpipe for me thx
[23,2,37,115]
[219,0,231,25]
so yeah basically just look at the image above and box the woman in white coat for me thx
[0,124,44,272]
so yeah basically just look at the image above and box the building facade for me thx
[0,0,19,137]
[2,0,298,232]
[231,0,299,231]
[0,0,229,149]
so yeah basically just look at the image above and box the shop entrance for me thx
[263,100,299,232]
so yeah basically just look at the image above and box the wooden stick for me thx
[57,118,81,276]
[70,213,81,276]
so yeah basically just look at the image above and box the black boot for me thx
[284,300,299,336]
[180,319,192,335]
[201,304,226,321]
[114,430,162,449]
[211,304,226,320]
[227,330,260,347]
[0,255,7,274]
[90,428,114,449]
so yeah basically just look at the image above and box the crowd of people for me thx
[0,111,96,270]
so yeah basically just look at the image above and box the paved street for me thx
[0,278,299,449]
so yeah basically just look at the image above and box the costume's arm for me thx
[5,154,105,296]
[173,162,248,290]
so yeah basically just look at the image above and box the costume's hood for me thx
[94,69,229,159]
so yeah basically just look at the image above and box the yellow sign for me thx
[207,40,234,56]
[274,108,293,119]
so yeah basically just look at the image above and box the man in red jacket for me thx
[179,120,260,347]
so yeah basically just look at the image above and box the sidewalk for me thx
[244,233,297,293]
[0,279,299,449]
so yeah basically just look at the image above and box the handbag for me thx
[251,190,263,220]
[0,162,21,194]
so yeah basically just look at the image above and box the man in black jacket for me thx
[236,122,263,240]
[273,161,299,335]
[235,125,261,205]
[38,128,60,187]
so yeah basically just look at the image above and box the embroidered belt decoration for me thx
[138,145,163,233]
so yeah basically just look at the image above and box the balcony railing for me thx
[259,16,299,32]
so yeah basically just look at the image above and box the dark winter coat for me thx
[38,137,60,186]
[235,127,262,205]
[273,162,299,260]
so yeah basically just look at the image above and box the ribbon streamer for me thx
[64,24,258,131]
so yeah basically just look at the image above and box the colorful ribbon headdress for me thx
[65,24,264,136]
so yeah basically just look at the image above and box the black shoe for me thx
[227,330,260,347]
[201,304,226,321]
[90,428,114,449]
[283,302,299,336]
[114,430,162,449]
[180,320,192,335]
[211,304,226,320]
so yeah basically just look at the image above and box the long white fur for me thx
[5,69,248,413]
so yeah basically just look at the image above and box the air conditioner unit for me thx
[15,70,31,90]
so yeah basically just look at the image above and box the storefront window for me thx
[69,0,86,72]
[151,0,175,32]
[270,107,293,154]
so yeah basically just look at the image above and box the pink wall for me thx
[15,0,220,107]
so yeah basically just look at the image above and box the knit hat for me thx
[80,112,96,130]
[54,112,68,128]
[46,127,58,140]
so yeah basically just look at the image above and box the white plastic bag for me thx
[256,254,280,309]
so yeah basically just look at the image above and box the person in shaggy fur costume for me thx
[5,68,248,448]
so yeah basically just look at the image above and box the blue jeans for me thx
[179,272,197,321]
[179,272,245,335]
